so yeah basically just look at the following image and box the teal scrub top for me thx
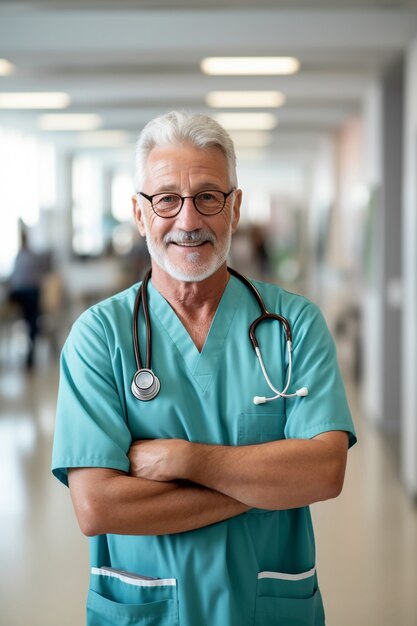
[52,275,356,626]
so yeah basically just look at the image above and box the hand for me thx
[128,438,190,482]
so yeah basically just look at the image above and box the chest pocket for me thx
[238,412,286,445]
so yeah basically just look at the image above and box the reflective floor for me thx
[1,344,417,625]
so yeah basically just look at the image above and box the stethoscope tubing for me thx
[132,269,153,371]
[227,267,292,347]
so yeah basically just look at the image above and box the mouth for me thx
[164,230,216,250]
[171,240,209,247]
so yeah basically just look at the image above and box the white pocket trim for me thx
[91,567,176,587]
[257,566,316,582]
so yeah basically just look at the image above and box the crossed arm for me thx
[68,431,349,537]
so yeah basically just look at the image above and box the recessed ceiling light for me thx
[0,92,70,109]
[214,112,277,130]
[0,59,16,76]
[78,130,130,146]
[201,57,300,76]
[235,147,267,161]
[38,113,102,131]
[228,131,272,148]
[206,91,285,108]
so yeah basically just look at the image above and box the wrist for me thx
[181,441,217,485]
[181,440,208,482]
[179,439,195,480]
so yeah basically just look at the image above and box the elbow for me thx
[75,497,104,537]
[68,468,119,537]
[79,522,97,538]
[324,476,344,501]
[70,484,107,536]
[79,516,101,538]
[321,459,346,501]
[313,431,350,502]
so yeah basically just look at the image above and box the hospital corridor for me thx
[1,333,417,625]
[2,2,417,625]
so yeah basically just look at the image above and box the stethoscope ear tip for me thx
[253,387,308,403]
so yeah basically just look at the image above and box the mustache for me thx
[163,229,216,245]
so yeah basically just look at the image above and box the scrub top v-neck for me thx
[144,276,242,393]
[52,274,356,626]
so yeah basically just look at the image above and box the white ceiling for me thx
[0,1,416,154]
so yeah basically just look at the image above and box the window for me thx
[72,156,104,256]
[0,127,55,277]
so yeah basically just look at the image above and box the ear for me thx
[231,188,242,234]
[132,194,146,237]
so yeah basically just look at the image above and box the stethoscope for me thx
[131,267,308,404]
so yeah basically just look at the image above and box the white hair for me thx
[133,110,238,191]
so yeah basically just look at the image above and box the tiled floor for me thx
[0,358,416,625]
[312,382,417,626]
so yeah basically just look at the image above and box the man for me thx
[52,111,356,626]
[9,228,50,368]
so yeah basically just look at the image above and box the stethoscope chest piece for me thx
[131,269,161,401]
[131,368,161,401]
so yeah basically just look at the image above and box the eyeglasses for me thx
[138,188,236,218]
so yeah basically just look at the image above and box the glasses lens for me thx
[152,193,182,217]
[195,190,225,215]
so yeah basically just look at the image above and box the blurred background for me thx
[1,1,417,625]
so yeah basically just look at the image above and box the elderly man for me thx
[52,111,356,626]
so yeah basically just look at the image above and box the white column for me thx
[53,148,74,267]
[361,81,383,425]
[402,35,417,497]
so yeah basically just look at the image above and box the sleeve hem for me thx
[51,458,130,487]
[285,424,357,449]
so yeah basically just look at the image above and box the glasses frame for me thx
[137,188,236,218]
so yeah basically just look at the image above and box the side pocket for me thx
[254,568,325,626]
[87,567,179,626]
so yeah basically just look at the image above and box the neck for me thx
[150,263,230,351]
[151,263,229,310]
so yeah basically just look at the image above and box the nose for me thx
[175,196,203,230]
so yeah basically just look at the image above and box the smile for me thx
[172,241,208,247]
[164,229,216,249]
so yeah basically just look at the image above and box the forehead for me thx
[143,142,229,191]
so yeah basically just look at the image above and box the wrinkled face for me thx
[132,143,241,283]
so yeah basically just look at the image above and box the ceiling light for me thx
[78,130,130,147]
[228,131,272,148]
[0,92,70,109]
[235,148,267,162]
[38,113,102,131]
[201,57,300,76]
[206,91,285,108]
[0,59,15,76]
[214,113,277,130]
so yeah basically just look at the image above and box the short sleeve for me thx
[283,301,356,448]
[51,312,132,486]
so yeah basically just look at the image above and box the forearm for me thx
[181,433,348,510]
[68,468,249,537]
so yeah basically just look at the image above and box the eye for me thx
[153,193,181,210]
[197,191,221,204]
[159,194,178,204]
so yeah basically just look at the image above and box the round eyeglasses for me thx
[138,188,236,218]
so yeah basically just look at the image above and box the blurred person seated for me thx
[8,228,51,369]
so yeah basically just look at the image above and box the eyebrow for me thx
[151,183,224,194]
